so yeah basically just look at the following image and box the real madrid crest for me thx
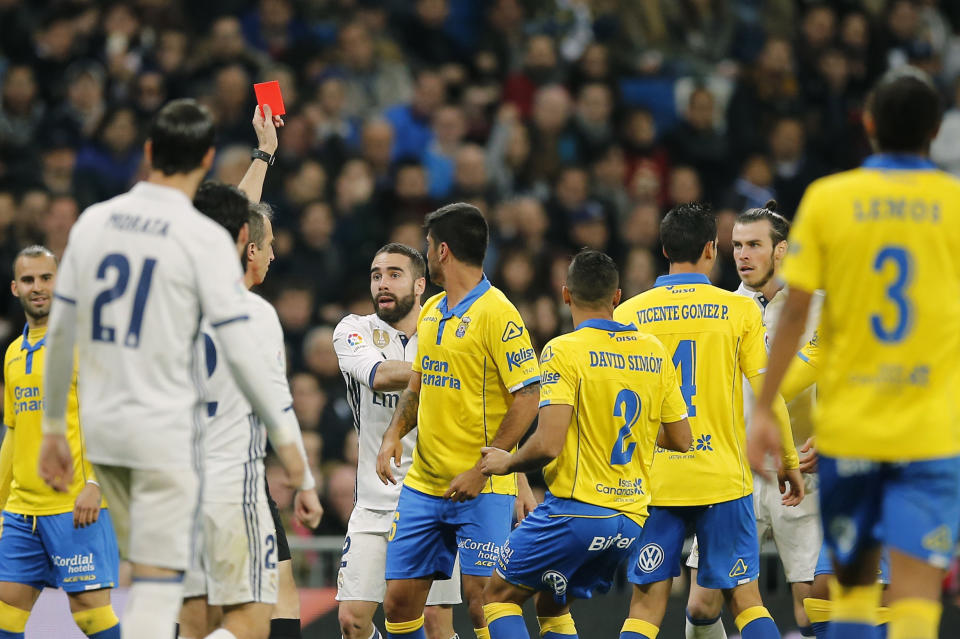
[372,329,390,349]
[455,316,471,338]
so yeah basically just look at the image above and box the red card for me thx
[254,81,285,117]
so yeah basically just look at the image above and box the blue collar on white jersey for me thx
[862,154,936,170]
[575,318,637,332]
[654,273,711,288]
[438,274,491,320]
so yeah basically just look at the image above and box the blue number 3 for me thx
[610,389,642,465]
[92,253,157,347]
[871,246,913,343]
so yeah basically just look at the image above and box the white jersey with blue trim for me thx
[49,182,252,470]
[198,291,290,503]
[333,313,418,512]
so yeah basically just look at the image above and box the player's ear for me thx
[201,146,216,173]
[415,276,426,296]
[10,279,16,297]
[561,285,571,307]
[143,139,153,168]
[775,240,788,260]
[612,288,622,307]
[862,110,875,140]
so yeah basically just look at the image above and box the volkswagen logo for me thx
[636,543,664,573]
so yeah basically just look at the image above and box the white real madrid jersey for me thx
[333,313,418,511]
[49,182,252,470]
[199,292,290,503]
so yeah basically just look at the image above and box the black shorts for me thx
[265,478,292,562]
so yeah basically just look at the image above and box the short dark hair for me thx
[194,181,249,241]
[567,249,618,309]
[148,98,215,176]
[660,202,717,264]
[423,202,487,267]
[736,199,789,245]
[374,243,426,280]
[870,67,941,153]
[14,245,56,274]
[248,202,273,250]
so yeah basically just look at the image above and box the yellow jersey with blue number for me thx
[407,276,540,497]
[782,154,960,461]
[614,273,773,506]
[3,324,99,515]
[538,319,688,525]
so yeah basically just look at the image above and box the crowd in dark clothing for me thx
[3,0,960,536]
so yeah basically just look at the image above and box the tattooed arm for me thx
[376,372,421,485]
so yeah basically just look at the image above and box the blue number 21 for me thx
[672,339,697,416]
[92,253,157,348]
[871,246,913,343]
[610,389,641,465]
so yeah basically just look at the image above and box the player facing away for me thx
[179,104,323,639]
[750,67,960,639]
[37,99,305,639]
[478,249,693,639]
[376,203,541,639]
[0,247,120,639]
[613,202,804,639]
[684,203,824,639]
[178,184,321,639]
[334,244,462,639]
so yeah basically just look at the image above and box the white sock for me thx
[204,630,238,639]
[122,579,185,639]
[685,615,728,639]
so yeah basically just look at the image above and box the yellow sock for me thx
[829,579,881,625]
[72,604,120,635]
[888,598,941,639]
[385,615,425,635]
[803,598,832,624]
[475,626,491,639]
[483,602,522,626]
[0,600,29,633]
[538,613,577,636]
[621,618,659,638]
[734,605,773,630]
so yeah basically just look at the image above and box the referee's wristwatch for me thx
[251,148,275,166]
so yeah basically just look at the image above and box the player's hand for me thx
[73,482,102,528]
[252,104,282,155]
[274,442,306,489]
[38,433,73,492]
[778,467,805,507]
[294,489,323,529]
[479,446,513,476]
[747,405,781,480]
[377,434,403,485]
[799,437,818,474]
[514,474,537,525]
[443,466,487,502]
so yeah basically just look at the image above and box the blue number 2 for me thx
[671,340,697,416]
[92,254,157,347]
[265,534,277,569]
[610,389,642,465]
[871,246,913,343]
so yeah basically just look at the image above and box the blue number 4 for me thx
[672,340,697,416]
[92,253,157,347]
[610,389,641,465]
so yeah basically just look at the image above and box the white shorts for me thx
[337,508,461,605]
[686,473,821,583]
[93,464,199,571]
[183,500,278,606]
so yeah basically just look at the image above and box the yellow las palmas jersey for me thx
[2,325,100,515]
[538,319,688,525]
[407,276,540,497]
[614,273,771,506]
[783,154,960,461]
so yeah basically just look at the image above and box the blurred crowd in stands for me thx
[3,0,960,541]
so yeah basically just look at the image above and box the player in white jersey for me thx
[37,99,305,639]
[176,182,322,639]
[333,244,462,639]
[684,202,822,639]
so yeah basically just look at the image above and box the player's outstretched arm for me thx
[39,291,78,491]
[481,402,572,475]
[371,360,414,391]
[237,103,282,203]
[748,288,813,475]
[377,372,421,486]
[657,417,692,452]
